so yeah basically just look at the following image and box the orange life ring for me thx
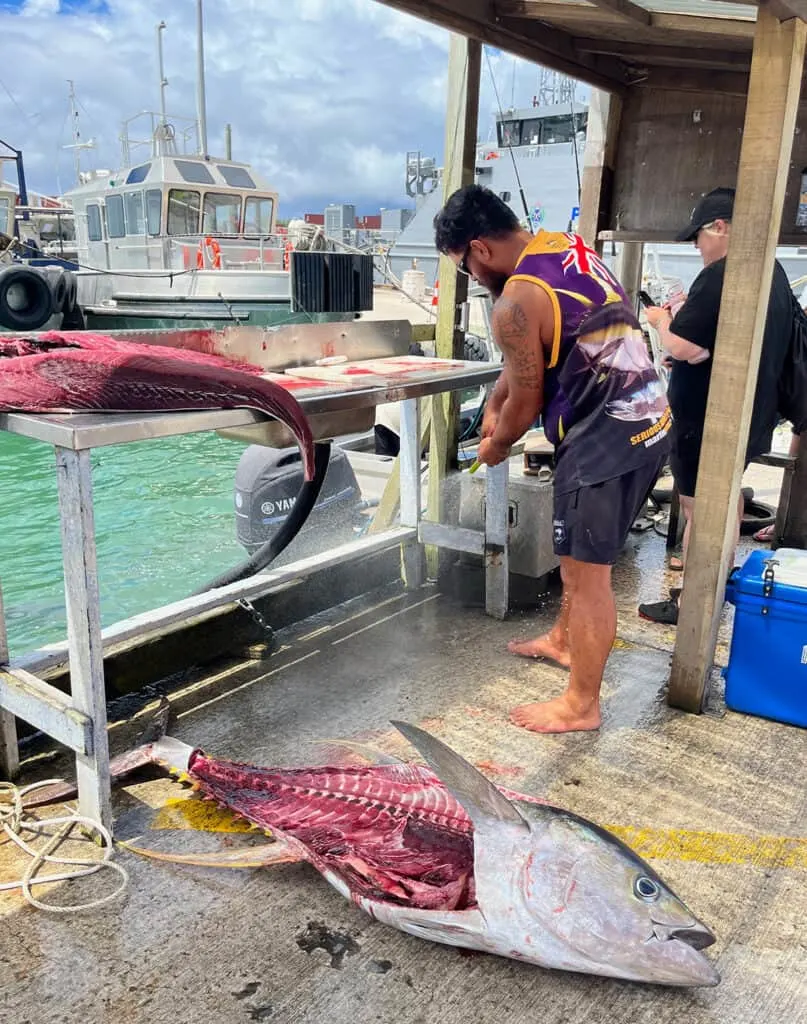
[283,240,293,271]
[197,236,222,270]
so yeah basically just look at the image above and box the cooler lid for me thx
[731,548,807,605]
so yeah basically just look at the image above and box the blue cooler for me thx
[724,548,807,729]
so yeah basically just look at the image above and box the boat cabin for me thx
[64,153,281,272]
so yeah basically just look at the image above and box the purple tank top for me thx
[510,231,671,493]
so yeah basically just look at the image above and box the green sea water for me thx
[0,430,249,657]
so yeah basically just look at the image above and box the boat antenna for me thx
[483,48,530,223]
[63,80,96,184]
[196,0,209,157]
[157,21,168,127]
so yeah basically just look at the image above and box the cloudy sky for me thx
[0,0,588,218]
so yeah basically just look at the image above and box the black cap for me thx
[675,187,735,242]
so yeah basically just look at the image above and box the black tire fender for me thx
[0,265,54,330]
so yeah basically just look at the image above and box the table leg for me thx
[56,447,112,831]
[399,398,424,589]
[485,460,509,619]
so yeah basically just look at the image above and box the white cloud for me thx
[0,0,585,216]
[19,0,60,15]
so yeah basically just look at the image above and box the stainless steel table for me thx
[0,362,508,831]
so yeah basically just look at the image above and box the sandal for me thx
[753,523,775,543]
[669,554,683,571]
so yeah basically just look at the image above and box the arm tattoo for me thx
[493,296,542,388]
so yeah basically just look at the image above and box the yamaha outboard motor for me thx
[234,445,365,565]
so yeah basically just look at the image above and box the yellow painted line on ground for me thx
[150,797,807,869]
[608,825,807,870]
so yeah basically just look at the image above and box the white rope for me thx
[0,779,128,913]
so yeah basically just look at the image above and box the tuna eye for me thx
[634,876,660,901]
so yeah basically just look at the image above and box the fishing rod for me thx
[483,47,530,224]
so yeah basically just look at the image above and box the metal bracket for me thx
[761,558,777,615]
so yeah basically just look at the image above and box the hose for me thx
[193,440,332,595]
[460,393,487,443]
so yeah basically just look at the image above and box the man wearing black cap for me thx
[638,187,794,624]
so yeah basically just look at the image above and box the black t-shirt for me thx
[667,257,793,458]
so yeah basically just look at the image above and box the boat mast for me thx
[64,80,95,184]
[157,20,169,127]
[196,0,209,157]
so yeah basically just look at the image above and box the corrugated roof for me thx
[639,0,756,20]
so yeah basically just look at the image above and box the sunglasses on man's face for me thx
[458,241,475,275]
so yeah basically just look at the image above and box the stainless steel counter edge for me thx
[0,365,501,450]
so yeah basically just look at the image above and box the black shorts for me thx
[552,457,665,565]
[669,424,702,498]
[670,423,755,498]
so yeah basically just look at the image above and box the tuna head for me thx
[392,722,720,988]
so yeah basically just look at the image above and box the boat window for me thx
[497,120,522,147]
[537,116,576,145]
[126,163,151,185]
[217,165,256,189]
[167,189,200,234]
[145,189,162,236]
[86,204,103,242]
[125,191,145,235]
[174,159,215,185]
[521,118,544,145]
[244,196,274,235]
[202,192,241,234]
[106,194,126,238]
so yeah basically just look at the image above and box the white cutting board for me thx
[283,355,480,386]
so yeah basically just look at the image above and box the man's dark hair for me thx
[433,184,521,254]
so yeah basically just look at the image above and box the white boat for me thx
[59,3,369,332]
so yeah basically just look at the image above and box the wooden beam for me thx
[0,579,19,780]
[778,432,807,546]
[376,0,627,93]
[668,4,807,712]
[768,0,807,22]
[426,34,481,579]
[615,242,644,312]
[652,12,756,38]
[584,0,651,25]
[575,38,752,69]
[633,66,751,96]
[578,88,622,251]
[498,1,757,40]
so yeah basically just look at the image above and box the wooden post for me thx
[668,3,807,712]
[777,432,807,547]
[615,241,644,313]
[0,580,19,780]
[425,33,481,578]
[578,88,622,254]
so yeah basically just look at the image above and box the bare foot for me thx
[509,695,601,734]
[507,635,570,669]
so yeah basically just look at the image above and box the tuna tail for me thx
[20,699,189,809]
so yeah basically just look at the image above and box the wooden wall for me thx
[607,83,807,244]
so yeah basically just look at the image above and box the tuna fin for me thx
[119,837,303,870]
[312,738,406,766]
[391,720,528,832]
